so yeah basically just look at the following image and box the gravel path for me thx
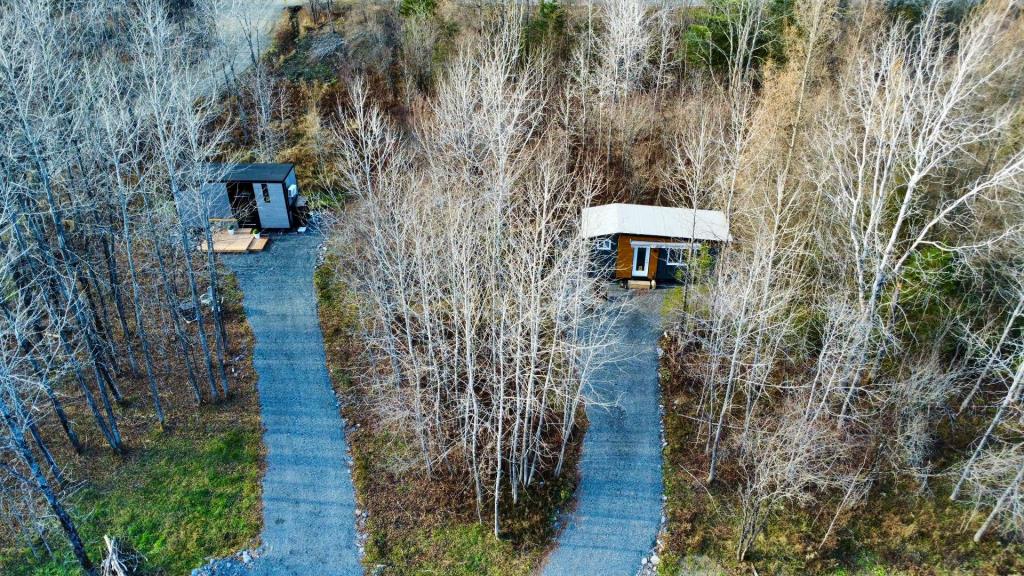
[542,288,666,576]
[225,233,361,576]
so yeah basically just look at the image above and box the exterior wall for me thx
[254,182,291,229]
[285,169,299,206]
[591,234,720,282]
[654,242,723,282]
[181,182,232,228]
[614,234,665,280]
[588,234,618,278]
[654,253,681,282]
[186,167,298,230]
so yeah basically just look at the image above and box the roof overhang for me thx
[581,203,732,242]
[629,240,702,250]
[204,163,295,183]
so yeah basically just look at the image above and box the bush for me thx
[523,1,566,55]
[399,0,436,18]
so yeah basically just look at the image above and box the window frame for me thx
[665,247,689,266]
[593,237,613,251]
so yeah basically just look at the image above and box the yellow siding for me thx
[614,235,661,279]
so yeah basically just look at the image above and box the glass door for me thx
[632,246,649,277]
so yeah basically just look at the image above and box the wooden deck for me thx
[200,228,271,253]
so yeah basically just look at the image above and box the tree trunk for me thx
[201,225,230,397]
[0,391,95,575]
[973,458,1024,542]
[120,197,164,424]
[952,359,1024,500]
[179,226,221,401]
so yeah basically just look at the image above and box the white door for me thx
[631,246,650,277]
[254,182,291,229]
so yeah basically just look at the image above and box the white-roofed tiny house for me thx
[581,203,731,284]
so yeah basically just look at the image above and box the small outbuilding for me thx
[582,203,731,282]
[179,163,304,231]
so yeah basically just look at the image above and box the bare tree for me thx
[667,0,1024,558]
[814,1,1024,420]
[735,403,847,561]
[132,0,232,399]
[0,0,246,563]
[961,440,1024,542]
[952,309,1024,500]
[0,305,94,574]
[330,14,617,536]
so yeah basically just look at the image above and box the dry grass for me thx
[657,336,1024,576]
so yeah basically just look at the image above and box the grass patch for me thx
[3,428,261,576]
[661,286,685,318]
[382,524,534,576]
[275,33,338,84]
[315,257,581,575]
[1,267,263,575]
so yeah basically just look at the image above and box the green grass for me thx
[2,427,262,576]
[659,283,714,321]
[661,286,685,317]
[382,524,533,576]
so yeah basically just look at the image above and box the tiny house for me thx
[178,163,303,230]
[582,203,730,282]
[205,163,301,229]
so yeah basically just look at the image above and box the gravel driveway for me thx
[225,233,361,576]
[542,287,666,576]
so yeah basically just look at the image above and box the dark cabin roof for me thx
[206,163,294,183]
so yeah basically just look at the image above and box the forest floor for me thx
[225,233,361,576]
[656,290,1024,576]
[0,271,263,576]
[315,257,585,576]
[541,286,666,575]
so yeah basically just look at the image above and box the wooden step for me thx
[248,237,269,252]
[627,279,656,290]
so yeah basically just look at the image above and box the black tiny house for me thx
[210,163,301,229]
[178,163,305,230]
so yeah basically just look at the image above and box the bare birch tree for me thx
[330,14,617,536]
[0,0,247,563]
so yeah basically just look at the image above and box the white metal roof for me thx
[582,203,731,242]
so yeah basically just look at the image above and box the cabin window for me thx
[666,247,689,266]
[260,184,271,203]
[593,238,613,251]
